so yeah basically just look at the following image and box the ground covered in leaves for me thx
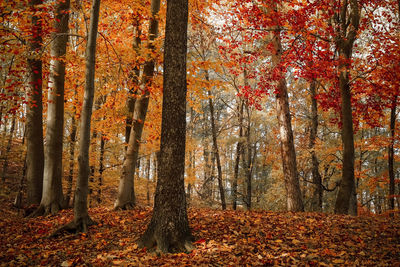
[0,190,399,266]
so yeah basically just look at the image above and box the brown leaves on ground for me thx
[0,204,399,266]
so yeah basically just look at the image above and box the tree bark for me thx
[26,0,44,206]
[125,22,141,144]
[114,0,160,210]
[32,0,70,217]
[66,103,77,207]
[138,0,192,253]
[334,0,360,215]
[1,114,15,182]
[207,85,226,210]
[388,95,397,216]
[308,80,323,212]
[71,0,100,232]
[232,99,244,210]
[270,6,304,211]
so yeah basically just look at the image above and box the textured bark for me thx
[34,0,70,216]
[66,108,77,207]
[138,0,192,253]
[270,5,304,211]
[125,22,141,144]
[26,0,44,206]
[1,114,15,182]
[207,86,226,210]
[232,99,244,210]
[334,0,360,215]
[72,0,100,232]
[97,133,105,203]
[308,80,323,212]
[388,95,397,216]
[114,0,160,210]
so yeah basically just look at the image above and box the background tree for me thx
[25,0,44,206]
[32,0,71,216]
[114,0,160,210]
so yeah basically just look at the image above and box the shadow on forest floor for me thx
[0,180,399,266]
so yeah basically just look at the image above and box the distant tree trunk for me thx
[138,0,193,253]
[125,22,141,144]
[32,0,70,217]
[1,114,16,182]
[146,155,151,206]
[61,0,100,233]
[244,124,253,211]
[334,0,360,215]
[114,0,160,210]
[232,99,244,210]
[270,7,304,211]
[207,85,226,210]
[308,80,323,212]
[388,95,397,217]
[98,132,105,203]
[26,0,44,206]
[66,94,77,207]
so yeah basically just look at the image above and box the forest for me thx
[0,0,399,265]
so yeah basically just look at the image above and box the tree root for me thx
[114,202,135,211]
[137,228,194,254]
[50,216,97,238]
[27,202,65,218]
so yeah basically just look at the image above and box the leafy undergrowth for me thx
[0,196,399,266]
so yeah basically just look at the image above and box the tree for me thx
[138,0,193,253]
[32,0,71,216]
[55,0,101,233]
[114,0,160,210]
[269,2,304,212]
[26,0,44,206]
[334,0,360,215]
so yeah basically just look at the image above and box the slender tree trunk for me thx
[1,114,16,182]
[309,80,323,212]
[66,107,77,207]
[125,22,141,144]
[138,0,193,253]
[72,0,100,232]
[232,99,244,210]
[98,132,105,203]
[26,0,44,206]
[33,0,70,216]
[270,15,304,211]
[114,0,160,210]
[334,0,360,215]
[207,87,226,210]
[388,95,397,216]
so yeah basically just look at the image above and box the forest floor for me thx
[0,178,399,266]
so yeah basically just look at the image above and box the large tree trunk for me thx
[232,99,244,210]
[32,0,70,217]
[270,6,304,211]
[69,0,100,232]
[138,0,192,253]
[114,0,160,210]
[388,95,397,216]
[309,80,323,212]
[334,0,360,215]
[26,0,44,206]
[207,86,226,210]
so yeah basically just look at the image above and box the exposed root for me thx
[27,202,64,218]
[114,202,135,211]
[137,226,194,254]
[50,216,97,238]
